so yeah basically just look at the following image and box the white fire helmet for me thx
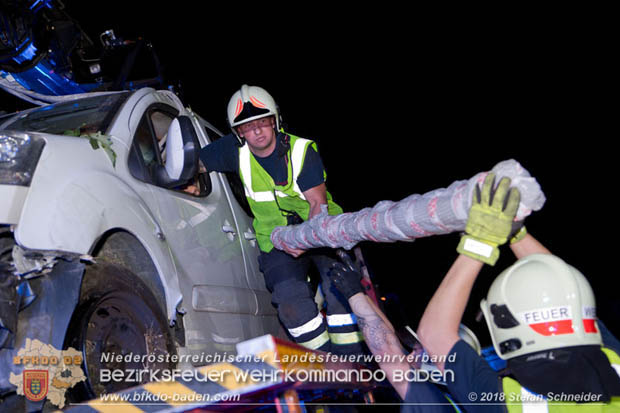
[227,85,280,142]
[480,254,601,360]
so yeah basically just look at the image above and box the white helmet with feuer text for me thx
[480,254,601,360]
[227,85,280,143]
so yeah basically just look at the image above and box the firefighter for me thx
[198,85,364,354]
[416,173,620,411]
[329,173,620,411]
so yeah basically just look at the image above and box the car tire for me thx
[0,226,14,265]
[64,260,176,401]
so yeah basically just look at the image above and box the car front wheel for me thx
[64,260,176,400]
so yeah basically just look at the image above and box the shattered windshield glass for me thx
[0,92,130,136]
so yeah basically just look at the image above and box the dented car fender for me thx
[14,132,182,321]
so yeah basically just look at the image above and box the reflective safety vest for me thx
[501,347,620,412]
[238,133,343,252]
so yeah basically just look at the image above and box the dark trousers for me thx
[258,248,363,354]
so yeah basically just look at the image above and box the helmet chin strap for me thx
[234,134,245,147]
[276,131,290,158]
[233,125,246,147]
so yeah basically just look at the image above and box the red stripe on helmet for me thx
[234,99,243,117]
[249,96,266,108]
[583,319,598,333]
[528,320,574,336]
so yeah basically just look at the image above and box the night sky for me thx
[2,4,616,343]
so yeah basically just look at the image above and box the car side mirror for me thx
[153,115,199,188]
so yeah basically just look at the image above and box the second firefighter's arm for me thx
[510,232,551,259]
[328,263,411,399]
[417,255,484,371]
[348,293,412,399]
[418,174,521,371]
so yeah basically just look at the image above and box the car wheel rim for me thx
[79,291,171,396]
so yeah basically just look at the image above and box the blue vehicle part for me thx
[1,1,167,104]
[16,278,36,309]
[7,60,98,96]
[481,345,507,371]
[28,0,53,13]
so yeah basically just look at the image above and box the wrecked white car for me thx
[0,88,281,402]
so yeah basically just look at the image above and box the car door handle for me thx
[243,229,257,247]
[222,225,236,235]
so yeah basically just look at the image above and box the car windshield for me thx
[0,92,130,136]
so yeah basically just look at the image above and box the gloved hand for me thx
[328,262,364,299]
[457,173,520,265]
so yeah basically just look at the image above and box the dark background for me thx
[1,4,616,345]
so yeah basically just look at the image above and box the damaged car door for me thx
[125,93,275,359]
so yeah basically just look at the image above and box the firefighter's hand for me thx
[182,184,200,196]
[328,262,364,299]
[457,173,520,265]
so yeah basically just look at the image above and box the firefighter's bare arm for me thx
[329,262,411,399]
[417,255,483,372]
[281,183,328,257]
[510,232,551,259]
[303,182,328,219]
[418,174,520,371]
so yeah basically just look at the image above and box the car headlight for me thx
[0,132,45,186]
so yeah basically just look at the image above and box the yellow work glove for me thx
[457,173,521,265]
